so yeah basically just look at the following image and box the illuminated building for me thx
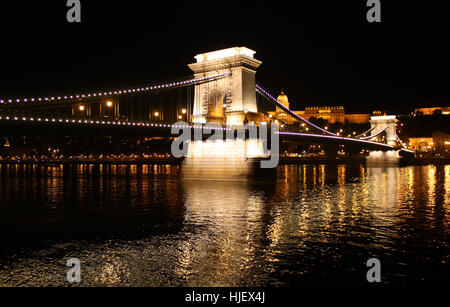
[408,136,434,151]
[414,106,450,115]
[268,91,370,124]
[408,130,450,151]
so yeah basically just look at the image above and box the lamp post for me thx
[104,100,114,117]
[178,108,187,121]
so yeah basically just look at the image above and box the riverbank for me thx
[0,156,448,166]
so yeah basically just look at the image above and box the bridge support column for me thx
[366,150,401,167]
[369,115,398,146]
[181,139,272,180]
[188,47,262,126]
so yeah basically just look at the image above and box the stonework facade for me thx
[188,47,262,125]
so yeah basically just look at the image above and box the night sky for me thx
[0,1,449,114]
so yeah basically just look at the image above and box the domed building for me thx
[274,90,291,123]
[276,90,290,111]
[267,90,370,125]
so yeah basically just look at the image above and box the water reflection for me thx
[0,164,448,286]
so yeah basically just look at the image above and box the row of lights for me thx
[396,135,414,152]
[0,115,232,131]
[276,131,395,149]
[0,72,232,105]
[77,100,115,111]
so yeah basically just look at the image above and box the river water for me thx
[0,164,448,287]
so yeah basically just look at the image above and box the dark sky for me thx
[0,0,449,114]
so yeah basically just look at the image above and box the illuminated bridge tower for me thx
[370,115,398,146]
[182,47,269,180]
[188,47,262,125]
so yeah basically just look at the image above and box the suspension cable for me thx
[359,124,390,140]
[0,71,232,106]
[354,126,376,138]
[255,84,340,136]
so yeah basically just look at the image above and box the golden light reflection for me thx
[175,180,265,286]
[319,165,326,188]
[0,163,448,286]
[445,165,450,206]
[95,257,131,286]
[427,165,436,208]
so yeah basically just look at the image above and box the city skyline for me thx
[0,1,449,114]
[0,1,448,291]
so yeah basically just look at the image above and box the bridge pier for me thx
[366,150,401,167]
[181,138,272,181]
[370,115,398,146]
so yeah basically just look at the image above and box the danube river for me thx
[0,164,448,287]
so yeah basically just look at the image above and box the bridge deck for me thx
[0,115,414,154]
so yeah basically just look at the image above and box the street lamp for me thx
[181,109,187,114]
[79,105,85,111]
[106,101,113,108]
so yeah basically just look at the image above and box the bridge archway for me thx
[369,115,398,146]
[188,47,262,125]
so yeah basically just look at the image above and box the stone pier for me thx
[366,150,401,167]
[180,139,272,181]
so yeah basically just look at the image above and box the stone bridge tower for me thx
[188,47,262,125]
[369,115,398,146]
